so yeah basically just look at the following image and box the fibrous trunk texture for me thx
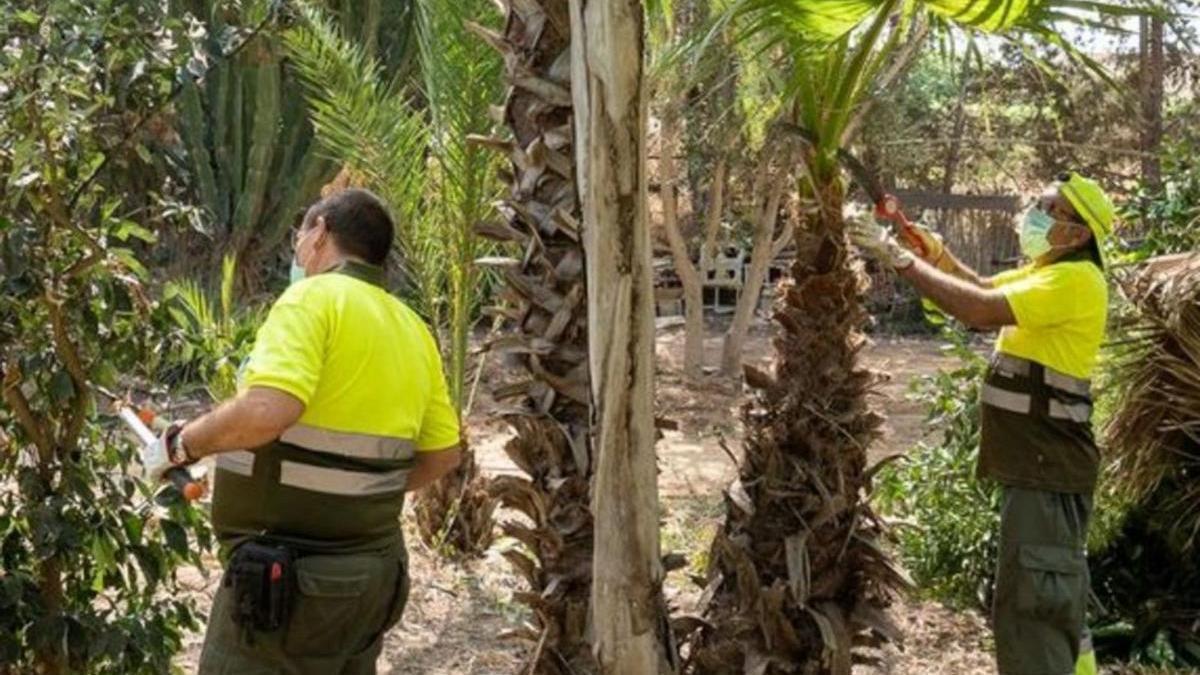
[469,2,596,673]
[413,435,496,557]
[569,0,675,672]
[685,184,908,674]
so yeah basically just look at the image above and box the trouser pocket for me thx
[1015,543,1086,626]
[283,554,390,658]
[383,556,410,631]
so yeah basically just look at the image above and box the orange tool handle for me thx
[874,194,927,258]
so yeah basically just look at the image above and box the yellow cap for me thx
[1058,172,1114,266]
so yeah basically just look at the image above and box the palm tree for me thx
[467,1,597,671]
[685,1,1140,672]
[409,0,505,558]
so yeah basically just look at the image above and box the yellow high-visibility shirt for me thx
[992,259,1108,380]
[240,261,460,452]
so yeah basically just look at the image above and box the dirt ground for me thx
[176,318,1004,674]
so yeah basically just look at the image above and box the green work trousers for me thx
[198,546,410,675]
[993,486,1093,675]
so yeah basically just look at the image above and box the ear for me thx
[314,215,330,248]
[1074,223,1094,247]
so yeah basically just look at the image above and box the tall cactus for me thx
[173,0,411,283]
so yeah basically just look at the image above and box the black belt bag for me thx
[225,540,296,633]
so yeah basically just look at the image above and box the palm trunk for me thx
[469,2,597,672]
[687,174,907,674]
[659,110,705,379]
[719,170,787,376]
[569,0,674,672]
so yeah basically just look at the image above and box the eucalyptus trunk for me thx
[659,109,706,380]
[686,174,907,674]
[569,0,675,671]
[720,167,788,377]
[469,1,596,671]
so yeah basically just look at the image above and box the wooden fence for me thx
[894,191,1022,276]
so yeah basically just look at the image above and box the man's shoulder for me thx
[1045,260,1106,291]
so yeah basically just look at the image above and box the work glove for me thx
[901,222,957,273]
[143,422,195,481]
[848,218,916,270]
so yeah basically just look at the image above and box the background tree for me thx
[408,0,506,556]
[0,3,213,672]
[170,0,413,287]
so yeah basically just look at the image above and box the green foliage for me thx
[875,327,1000,610]
[0,2,212,671]
[282,3,430,295]
[415,0,503,407]
[172,0,414,285]
[161,254,266,401]
[1120,137,1200,260]
[1090,496,1200,668]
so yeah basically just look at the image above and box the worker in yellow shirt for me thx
[145,188,462,674]
[850,172,1113,675]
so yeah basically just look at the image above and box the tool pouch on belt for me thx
[225,541,295,633]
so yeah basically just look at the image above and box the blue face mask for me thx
[289,259,306,285]
[290,227,313,285]
[1019,208,1055,259]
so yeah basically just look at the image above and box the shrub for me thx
[0,4,213,672]
[160,254,266,402]
[874,326,1000,610]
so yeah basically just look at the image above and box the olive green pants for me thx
[993,486,1092,675]
[198,547,410,675]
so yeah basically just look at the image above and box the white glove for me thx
[143,423,191,481]
[847,218,915,270]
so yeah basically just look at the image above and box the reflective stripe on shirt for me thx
[981,384,1032,414]
[1049,399,1092,423]
[279,461,409,496]
[280,423,416,461]
[216,450,255,477]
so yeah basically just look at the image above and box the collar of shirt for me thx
[329,260,386,288]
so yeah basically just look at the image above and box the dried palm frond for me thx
[1090,254,1200,666]
[413,435,497,558]
[470,0,596,671]
[1104,254,1200,554]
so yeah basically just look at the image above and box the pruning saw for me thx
[97,386,207,502]
[774,122,929,258]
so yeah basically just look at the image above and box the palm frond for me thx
[283,2,436,321]
[282,3,429,232]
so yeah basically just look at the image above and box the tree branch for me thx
[1,361,53,461]
[44,292,90,455]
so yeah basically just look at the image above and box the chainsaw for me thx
[773,121,929,258]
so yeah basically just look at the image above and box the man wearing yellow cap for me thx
[850,172,1114,675]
